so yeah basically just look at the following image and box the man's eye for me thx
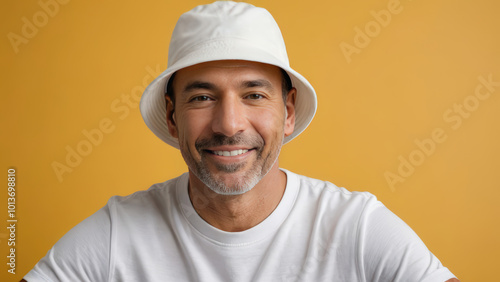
[191,96,212,102]
[246,93,264,100]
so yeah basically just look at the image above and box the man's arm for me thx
[20,276,461,282]
[358,198,459,281]
[20,276,461,281]
[21,279,461,282]
[21,205,111,281]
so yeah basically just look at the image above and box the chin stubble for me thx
[183,132,282,195]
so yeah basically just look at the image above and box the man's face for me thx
[166,60,295,195]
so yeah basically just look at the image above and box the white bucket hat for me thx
[140,1,317,149]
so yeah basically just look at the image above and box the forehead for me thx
[173,60,282,88]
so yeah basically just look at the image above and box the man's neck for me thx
[187,163,287,232]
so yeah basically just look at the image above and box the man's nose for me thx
[211,95,247,137]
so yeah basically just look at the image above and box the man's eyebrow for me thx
[183,81,217,93]
[182,79,274,93]
[242,79,273,90]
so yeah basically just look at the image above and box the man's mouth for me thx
[208,149,250,156]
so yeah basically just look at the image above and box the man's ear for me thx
[165,95,178,138]
[284,88,296,137]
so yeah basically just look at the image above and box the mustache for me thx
[195,133,264,151]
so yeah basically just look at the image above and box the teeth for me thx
[213,149,249,156]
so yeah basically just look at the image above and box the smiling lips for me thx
[209,149,250,156]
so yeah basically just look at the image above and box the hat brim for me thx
[140,39,317,149]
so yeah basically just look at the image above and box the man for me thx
[23,1,459,281]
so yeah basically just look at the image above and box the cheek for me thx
[176,112,210,146]
[250,107,286,141]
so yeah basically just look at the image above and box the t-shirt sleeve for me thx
[356,198,457,282]
[23,205,111,282]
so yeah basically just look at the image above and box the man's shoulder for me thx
[285,169,377,204]
[107,172,188,211]
[284,169,384,226]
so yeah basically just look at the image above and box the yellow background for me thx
[2,0,499,280]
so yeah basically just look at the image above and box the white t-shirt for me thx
[24,169,456,281]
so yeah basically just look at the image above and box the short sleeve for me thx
[356,199,457,282]
[23,205,111,282]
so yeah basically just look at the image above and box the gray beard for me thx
[195,161,263,195]
[181,113,287,195]
[184,133,283,196]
